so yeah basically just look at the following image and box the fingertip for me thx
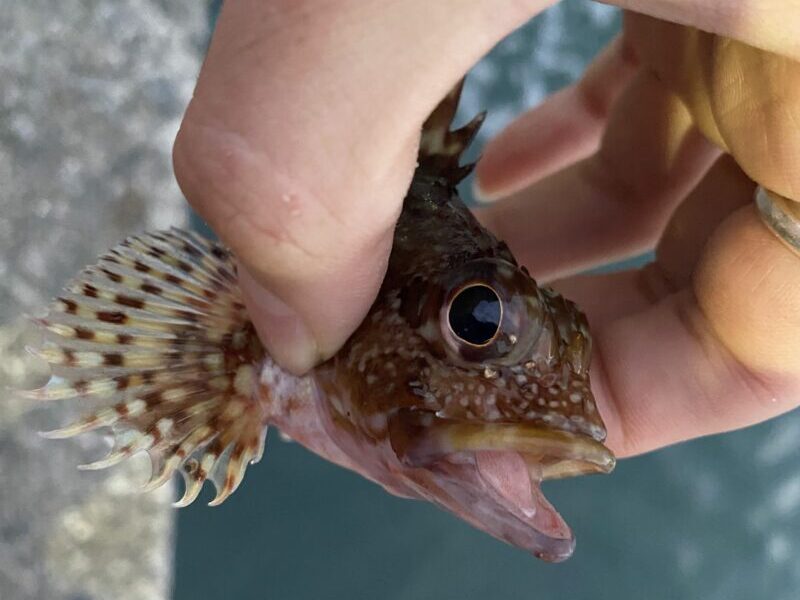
[471,174,501,204]
[472,119,534,201]
[238,267,321,375]
[694,203,800,375]
[474,34,641,203]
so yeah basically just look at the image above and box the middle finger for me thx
[476,69,719,281]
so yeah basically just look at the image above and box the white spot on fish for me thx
[259,356,310,416]
[126,399,146,417]
[368,413,388,432]
[234,365,256,396]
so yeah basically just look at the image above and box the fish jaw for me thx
[410,450,576,561]
[386,410,615,561]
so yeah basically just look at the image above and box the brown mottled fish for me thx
[23,81,614,562]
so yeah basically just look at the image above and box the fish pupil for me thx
[448,285,501,346]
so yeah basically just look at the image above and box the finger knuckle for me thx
[173,111,330,267]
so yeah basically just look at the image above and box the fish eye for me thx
[447,284,502,347]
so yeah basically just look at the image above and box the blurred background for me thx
[2,1,800,599]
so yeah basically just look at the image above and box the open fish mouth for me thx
[389,411,615,561]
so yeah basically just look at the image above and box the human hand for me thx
[475,11,800,457]
[172,1,800,457]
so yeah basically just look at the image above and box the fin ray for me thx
[418,78,485,183]
[26,229,268,506]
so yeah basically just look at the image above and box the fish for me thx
[22,80,614,562]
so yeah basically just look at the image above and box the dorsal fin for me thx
[417,79,486,184]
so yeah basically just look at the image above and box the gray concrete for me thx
[0,2,206,598]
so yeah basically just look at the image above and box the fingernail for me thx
[238,267,320,375]
[472,175,497,204]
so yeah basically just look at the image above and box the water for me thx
[176,3,800,599]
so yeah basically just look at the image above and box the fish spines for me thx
[25,228,268,506]
[418,78,486,184]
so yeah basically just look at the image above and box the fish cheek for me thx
[330,325,440,439]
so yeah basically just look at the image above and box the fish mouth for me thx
[388,411,615,561]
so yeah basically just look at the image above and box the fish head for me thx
[390,253,612,561]
[308,81,613,561]
[328,243,613,561]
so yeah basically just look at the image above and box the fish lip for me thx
[392,414,616,479]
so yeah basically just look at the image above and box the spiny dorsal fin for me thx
[418,78,486,184]
[23,228,268,507]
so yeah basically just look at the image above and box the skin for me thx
[173,0,800,460]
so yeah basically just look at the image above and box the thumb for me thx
[172,0,547,373]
